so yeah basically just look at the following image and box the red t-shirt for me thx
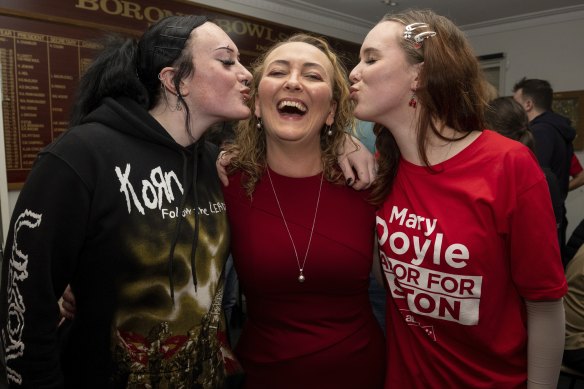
[570,154,583,177]
[377,130,567,388]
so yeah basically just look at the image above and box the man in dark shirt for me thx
[513,77,576,265]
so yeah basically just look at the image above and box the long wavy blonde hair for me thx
[225,33,356,196]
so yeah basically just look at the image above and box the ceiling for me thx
[258,0,584,29]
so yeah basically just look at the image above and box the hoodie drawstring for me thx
[189,143,201,292]
[167,148,195,304]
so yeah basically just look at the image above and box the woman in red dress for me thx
[223,34,385,389]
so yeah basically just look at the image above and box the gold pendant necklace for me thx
[266,168,324,283]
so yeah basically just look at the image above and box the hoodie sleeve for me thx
[0,152,90,388]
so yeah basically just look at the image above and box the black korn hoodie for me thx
[0,96,230,388]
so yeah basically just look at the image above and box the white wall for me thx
[466,10,584,240]
[466,10,584,95]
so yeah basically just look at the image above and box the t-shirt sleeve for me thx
[570,154,583,177]
[507,152,567,300]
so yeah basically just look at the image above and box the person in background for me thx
[569,154,584,191]
[223,34,385,388]
[485,96,564,248]
[564,242,584,374]
[206,121,236,148]
[566,153,584,263]
[513,77,576,264]
[482,79,499,101]
[0,15,252,388]
[349,9,567,388]
[567,218,584,263]
[356,119,377,153]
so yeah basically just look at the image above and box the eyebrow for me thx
[214,45,235,53]
[268,59,326,72]
[361,47,381,56]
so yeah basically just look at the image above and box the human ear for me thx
[410,62,423,91]
[158,67,184,96]
[325,101,337,126]
[254,96,261,118]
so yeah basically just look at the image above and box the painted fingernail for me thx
[346,178,354,186]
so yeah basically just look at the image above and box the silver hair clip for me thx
[403,23,436,48]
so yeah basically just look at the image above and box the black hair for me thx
[206,122,235,148]
[512,77,553,111]
[136,15,207,110]
[70,15,208,133]
[485,97,535,152]
[69,35,146,126]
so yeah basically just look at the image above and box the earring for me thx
[175,92,183,112]
[325,125,332,136]
[256,117,262,129]
[163,87,179,112]
[408,93,417,109]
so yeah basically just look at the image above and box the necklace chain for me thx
[266,168,324,283]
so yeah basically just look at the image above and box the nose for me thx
[239,65,252,85]
[284,72,301,91]
[349,65,360,84]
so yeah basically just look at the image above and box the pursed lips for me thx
[240,87,250,102]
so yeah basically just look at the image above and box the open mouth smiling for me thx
[277,100,307,116]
